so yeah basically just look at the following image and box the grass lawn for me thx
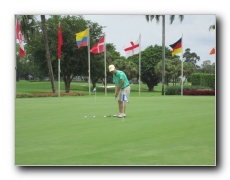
[15,81,215,165]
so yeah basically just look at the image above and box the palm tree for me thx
[41,15,56,93]
[17,15,37,43]
[17,15,56,93]
[209,24,215,31]
[145,15,184,95]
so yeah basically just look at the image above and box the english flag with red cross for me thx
[123,38,140,57]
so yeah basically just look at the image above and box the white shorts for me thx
[118,85,130,102]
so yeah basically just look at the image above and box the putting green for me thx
[15,96,215,165]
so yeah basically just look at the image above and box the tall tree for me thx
[133,45,167,91]
[183,48,200,65]
[37,15,106,93]
[41,15,56,93]
[145,15,184,95]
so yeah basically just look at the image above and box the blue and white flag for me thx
[122,94,128,102]
[93,87,97,92]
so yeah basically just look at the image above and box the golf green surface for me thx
[15,95,215,165]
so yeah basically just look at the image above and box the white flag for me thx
[123,38,140,57]
[121,94,128,103]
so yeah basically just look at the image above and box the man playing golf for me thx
[109,64,130,118]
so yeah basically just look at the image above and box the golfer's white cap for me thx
[109,64,115,72]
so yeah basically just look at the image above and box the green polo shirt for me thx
[113,70,129,89]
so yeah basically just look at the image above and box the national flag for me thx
[209,48,215,55]
[58,23,63,59]
[76,28,88,48]
[16,19,25,58]
[121,94,128,103]
[169,38,182,57]
[93,87,97,92]
[123,38,140,57]
[90,36,105,54]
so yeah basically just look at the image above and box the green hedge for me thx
[191,73,215,90]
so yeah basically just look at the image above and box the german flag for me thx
[169,38,182,57]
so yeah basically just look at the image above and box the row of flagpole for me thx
[74,27,142,97]
[16,18,191,98]
[16,19,215,97]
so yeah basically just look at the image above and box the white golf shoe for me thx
[118,113,126,118]
[113,113,126,118]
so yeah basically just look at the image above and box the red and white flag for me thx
[123,38,140,57]
[16,19,25,58]
[90,36,105,54]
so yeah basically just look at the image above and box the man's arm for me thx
[115,79,124,98]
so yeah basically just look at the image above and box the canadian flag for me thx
[16,19,25,58]
[90,36,104,54]
[123,38,140,57]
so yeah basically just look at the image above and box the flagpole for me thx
[181,34,183,96]
[122,99,125,123]
[15,17,17,98]
[104,34,107,96]
[58,59,60,97]
[88,28,91,95]
[58,21,61,97]
[139,34,141,97]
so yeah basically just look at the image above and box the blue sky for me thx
[84,14,216,66]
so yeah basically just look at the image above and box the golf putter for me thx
[112,97,117,117]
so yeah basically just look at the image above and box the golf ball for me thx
[84,116,87,118]
[104,116,106,117]
[93,116,95,118]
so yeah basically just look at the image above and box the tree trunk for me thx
[63,75,71,93]
[161,15,165,95]
[41,15,56,93]
[146,81,154,92]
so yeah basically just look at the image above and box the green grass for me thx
[16,80,163,96]
[15,93,215,165]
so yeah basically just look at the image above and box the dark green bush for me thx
[191,73,215,90]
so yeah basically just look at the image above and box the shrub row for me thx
[165,85,212,95]
[16,92,84,98]
[183,90,215,96]
[191,73,215,90]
